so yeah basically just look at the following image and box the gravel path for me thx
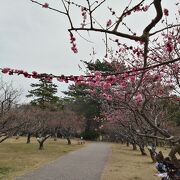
[15,143,111,180]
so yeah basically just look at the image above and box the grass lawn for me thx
[0,137,85,180]
[102,143,170,180]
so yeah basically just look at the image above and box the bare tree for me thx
[0,77,22,142]
[0,77,21,116]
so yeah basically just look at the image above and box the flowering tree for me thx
[1,1,180,145]
[29,0,179,64]
[100,94,173,155]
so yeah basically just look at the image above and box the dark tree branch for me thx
[150,24,180,36]
[143,0,163,35]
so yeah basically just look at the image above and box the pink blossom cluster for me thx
[103,109,128,123]
[42,3,49,8]
[69,33,78,53]
[163,8,169,16]
[106,19,112,27]
[86,66,175,104]
[2,68,33,78]
[125,4,150,16]
[81,7,87,28]
[1,57,178,105]
[134,93,143,104]
[165,42,174,53]
[100,93,112,101]
[172,64,179,75]
[114,40,143,57]
[162,32,174,53]
[133,5,149,12]
[153,74,162,82]
[1,67,78,83]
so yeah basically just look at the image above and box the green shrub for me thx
[80,130,99,140]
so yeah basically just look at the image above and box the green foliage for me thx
[172,110,180,126]
[26,79,61,110]
[163,98,180,126]
[83,59,115,73]
[82,59,125,74]
[0,167,13,179]
[63,84,101,133]
[63,59,120,133]
[63,84,90,99]
[80,130,99,140]
[63,84,101,118]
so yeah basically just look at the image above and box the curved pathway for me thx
[15,143,111,180]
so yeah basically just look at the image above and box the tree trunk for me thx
[126,140,129,147]
[39,141,44,150]
[0,136,9,143]
[139,147,147,156]
[132,143,137,150]
[155,138,159,147]
[148,149,156,162]
[53,132,57,141]
[37,135,51,150]
[67,137,71,145]
[15,134,20,139]
[154,130,159,146]
[26,133,31,144]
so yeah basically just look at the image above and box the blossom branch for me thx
[30,0,67,15]
[150,24,180,36]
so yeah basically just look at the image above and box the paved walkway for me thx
[15,143,111,180]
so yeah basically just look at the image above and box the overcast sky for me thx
[0,0,176,103]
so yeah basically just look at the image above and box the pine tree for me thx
[26,79,60,109]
